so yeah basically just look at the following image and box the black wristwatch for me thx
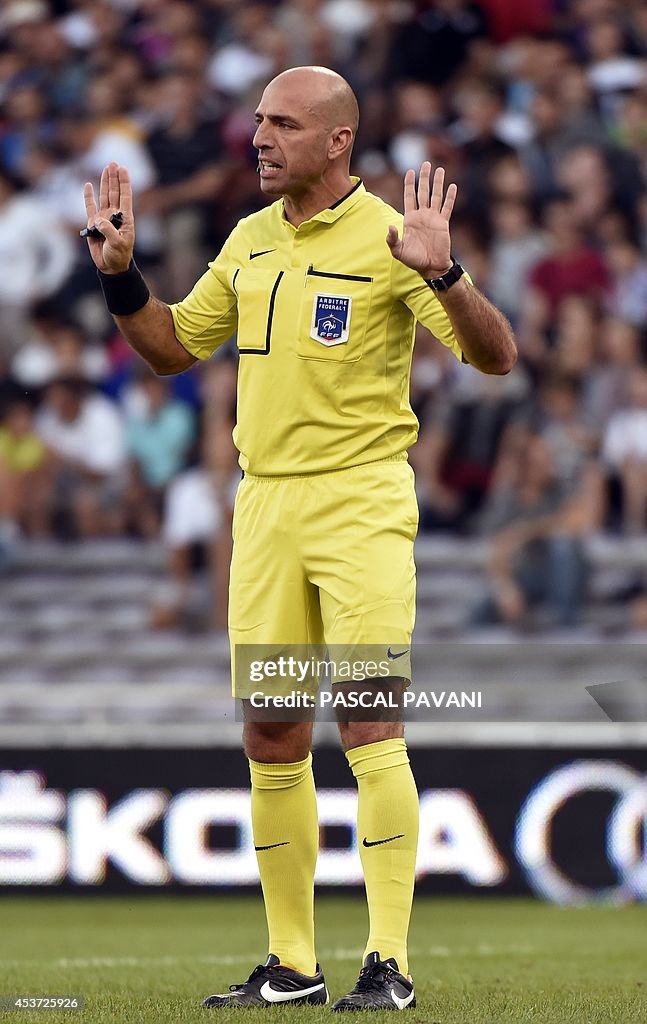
[425,257,464,293]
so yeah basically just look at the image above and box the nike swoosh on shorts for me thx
[387,648,409,660]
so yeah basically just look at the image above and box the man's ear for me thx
[329,126,353,161]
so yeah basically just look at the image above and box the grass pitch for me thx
[0,895,644,1023]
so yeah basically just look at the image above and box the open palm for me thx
[387,162,457,278]
[83,162,135,274]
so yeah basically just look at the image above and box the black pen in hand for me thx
[80,211,124,239]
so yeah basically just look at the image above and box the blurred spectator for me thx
[18,143,87,231]
[471,435,602,628]
[6,14,87,114]
[0,50,26,106]
[143,71,229,295]
[58,1,124,53]
[415,359,529,533]
[151,357,238,631]
[12,314,108,388]
[535,372,597,486]
[555,61,607,146]
[451,79,516,212]
[124,371,195,538]
[479,0,550,44]
[275,0,336,68]
[612,91,647,172]
[587,317,642,432]
[0,167,75,356]
[517,88,571,201]
[388,0,488,87]
[0,398,50,555]
[551,296,599,386]
[556,144,615,232]
[152,433,228,630]
[520,197,610,368]
[486,153,533,205]
[585,16,645,114]
[0,83,54,174]
[602,366,647,533]
[605,237,647,326]
[132,0,207,72]
[530,197,610,315]
[36,377,126,537]
[560,140,643,231]
[207,4,277,98]
[487,198,549,324]
[388,81,446,175]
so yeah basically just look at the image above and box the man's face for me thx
[253,79,331,198]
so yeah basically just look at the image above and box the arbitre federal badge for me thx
[310,293,352,347]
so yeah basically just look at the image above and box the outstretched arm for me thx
[387,162,517,375]
[84,162,196,375]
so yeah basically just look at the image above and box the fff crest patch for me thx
[310,293,352,347]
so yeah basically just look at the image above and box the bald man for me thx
[84,66,516,1011]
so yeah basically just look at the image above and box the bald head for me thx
[253,66,359,205]
[267,66,359,135]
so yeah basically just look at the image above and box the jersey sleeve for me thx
[391,257,470,362]
[169,235,239,360]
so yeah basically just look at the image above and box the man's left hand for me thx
[387,162,457,279]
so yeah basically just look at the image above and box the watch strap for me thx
[425,257,464,293]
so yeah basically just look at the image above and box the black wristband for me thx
[98,261,150,316]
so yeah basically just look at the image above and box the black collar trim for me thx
[329,179,362,210]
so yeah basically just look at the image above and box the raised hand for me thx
[83,162,135,274]
[386,162,457,279]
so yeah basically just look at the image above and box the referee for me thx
[84,66,516,1011]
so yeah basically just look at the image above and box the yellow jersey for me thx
[170,178,464,476]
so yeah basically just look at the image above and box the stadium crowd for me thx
[1,0,647,630]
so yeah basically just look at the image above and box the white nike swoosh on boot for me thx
[391,987,415,1009]
[259,981,325,1003]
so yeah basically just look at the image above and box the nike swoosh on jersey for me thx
[391,988,415,1009]
[259,981,325,1003]
[362,834,405,847]
[254,841,290,851]
[249,249,276,260]
[387,647,409,660]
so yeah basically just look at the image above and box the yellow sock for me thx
[249,753,318,976]
[346,738,419,975]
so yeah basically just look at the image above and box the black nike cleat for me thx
[331,952,415,1011]
[202,954,329,1008]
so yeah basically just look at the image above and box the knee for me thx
[338,721,404,754]
[335,679,405,753]
[244,720,312,763]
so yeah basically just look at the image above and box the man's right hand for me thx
[83,162,135,274]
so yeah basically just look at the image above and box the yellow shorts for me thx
[229,454,418,696]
